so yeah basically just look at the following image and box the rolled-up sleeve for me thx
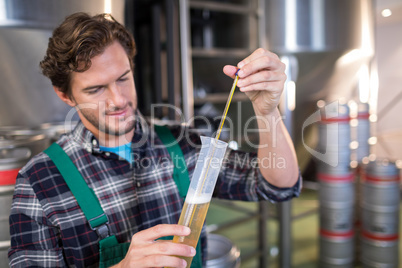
[214,148,302,202]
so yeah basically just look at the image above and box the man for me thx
[8,13,301,268]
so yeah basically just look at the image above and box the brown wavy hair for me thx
[40,12,136,97]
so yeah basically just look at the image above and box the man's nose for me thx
[108,84,127,109]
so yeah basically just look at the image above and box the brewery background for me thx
[1,0,401,267]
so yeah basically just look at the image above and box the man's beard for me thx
[81,103,136,136]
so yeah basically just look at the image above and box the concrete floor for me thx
[206,188,402,268]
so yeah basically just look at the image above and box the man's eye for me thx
[118,77,129,82]
[88,87,103,94]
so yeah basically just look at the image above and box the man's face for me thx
[68,41,137,141]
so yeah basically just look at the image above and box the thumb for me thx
[223,65,238,79]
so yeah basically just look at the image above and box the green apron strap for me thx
[154,125,190,199]
[154,125,202,268]
[44,143,118,246]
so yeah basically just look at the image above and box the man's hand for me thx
[223,48,286,116]
[224,48,299,187]
[114,224,195,268]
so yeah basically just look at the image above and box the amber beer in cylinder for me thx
[172,191,211,265]
[169,136,228,268]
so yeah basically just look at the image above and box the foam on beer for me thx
[186,188,211,204]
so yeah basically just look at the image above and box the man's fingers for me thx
[121,225,195,268]
[141,255,188,268]
[237,48,279,69]
[142,241,196,258]
[223,65,238,79]
[239,80,285,94]
[132,224,191,244]
[237,70,286,89]
[130,241,195,268]
[238,56,285,78]
[223,49,283,80]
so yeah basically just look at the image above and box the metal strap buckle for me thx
[95,224,110,240]
[89,213,111,240]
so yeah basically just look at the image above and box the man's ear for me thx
[53,86,76,107]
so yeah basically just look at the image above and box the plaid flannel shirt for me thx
[8,115,301,268]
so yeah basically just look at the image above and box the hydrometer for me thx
[170,70,240,268]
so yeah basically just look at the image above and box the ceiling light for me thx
[381,9,392,17]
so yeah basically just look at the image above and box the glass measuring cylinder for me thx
[172,136,228,267]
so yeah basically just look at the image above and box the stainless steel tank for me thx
[0,0,125,28]
[0,0,126,127]
[266,0,370,53]
[266,0,376,174]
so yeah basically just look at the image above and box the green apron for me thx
[44,125,202,268]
